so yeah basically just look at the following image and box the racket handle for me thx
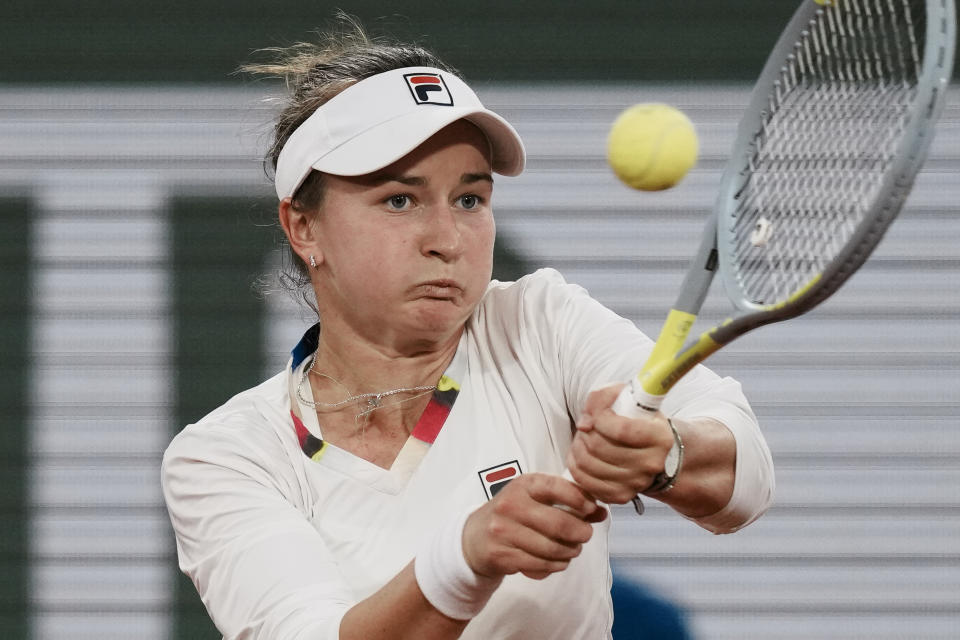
[563,380,661,484]
[611,378,662,417]
[610,381,663,516]
[561,379,662,514]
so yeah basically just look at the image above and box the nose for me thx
[421,205,463,261]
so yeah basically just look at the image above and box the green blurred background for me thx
[4,1,807,84]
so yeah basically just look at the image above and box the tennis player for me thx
[162,23,774,640]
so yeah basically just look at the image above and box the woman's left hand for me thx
[565,383,675,505]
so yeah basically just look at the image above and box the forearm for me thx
[654,416,736,519]
[339,561,468,640]
[341,473,601,640]
[570,382,773,533]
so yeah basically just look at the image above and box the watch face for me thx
[664,443,680,477]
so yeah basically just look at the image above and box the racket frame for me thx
[625,0,956,412]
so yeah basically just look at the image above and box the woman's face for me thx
[311,120,496,352]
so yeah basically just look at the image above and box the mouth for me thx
[414,279,464,300]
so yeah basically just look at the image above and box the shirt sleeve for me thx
[161,422,351,640]
[518,268,774,533]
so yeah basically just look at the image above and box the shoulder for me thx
[165,370,289,454]
[470,268,570,342]
[484,267,576,298]
[162,371,306,505]
[479,268,591,318]
[478,267,633,336]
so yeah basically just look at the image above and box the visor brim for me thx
[310,107,525,178]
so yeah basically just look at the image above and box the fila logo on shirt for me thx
[478,460,522,500]
[404,73,454,106]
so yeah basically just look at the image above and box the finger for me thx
[464,501,584,579]
[590,409,672,450]
[508,525,586,562]
[479,507,588,570]
[575,413,595,432]
[504,491,596,546]
[521,473,601,521]
[521,569,554,580]
[553,494,609,525]
[483,541,577,579]
[573,427,650,470]
[564,467,638,506]
[568,434,642,482]
[514,555,574,580]
[488,476,600,550]
[580,383,627,425]
[584,504,609,523]
[567,452,647,497]
[567,442,651,504]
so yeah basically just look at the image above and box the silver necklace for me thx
[296,353,436,417]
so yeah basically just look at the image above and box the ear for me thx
[278,198,322,267]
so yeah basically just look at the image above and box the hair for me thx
[241,15,459,308]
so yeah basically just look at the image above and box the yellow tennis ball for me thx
[606,103,698,191]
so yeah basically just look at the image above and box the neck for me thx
[309,323,462,397]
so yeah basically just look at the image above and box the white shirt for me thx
[162,268,775,640]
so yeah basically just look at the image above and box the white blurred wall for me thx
[2,84,958,640]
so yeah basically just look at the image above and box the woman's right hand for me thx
[461,473,607,581]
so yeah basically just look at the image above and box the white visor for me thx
[274,66,526,200]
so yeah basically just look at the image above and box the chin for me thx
[409,301,471,337]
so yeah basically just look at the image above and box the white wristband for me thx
[414,508,503,620]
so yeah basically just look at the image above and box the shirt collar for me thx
[290,323,321,371]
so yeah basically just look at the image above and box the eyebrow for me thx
[461,172,494,185]
[369,172,494,187]
[373,174,426,186]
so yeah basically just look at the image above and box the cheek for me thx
[322,236,394,297]
[355,248,406,291]
[461,220,496,293]
[466,213,495,251]
[476,219,496,270]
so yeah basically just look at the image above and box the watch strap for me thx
[641,418,685,497]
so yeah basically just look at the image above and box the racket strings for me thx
[730,0,924,306]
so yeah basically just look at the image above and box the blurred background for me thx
[1,1,958,638]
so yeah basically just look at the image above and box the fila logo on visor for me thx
[404,73,454,106]
[478,460,522,500]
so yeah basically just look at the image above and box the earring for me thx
[309,255,317,269]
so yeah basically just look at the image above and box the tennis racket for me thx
[610,0,955,421]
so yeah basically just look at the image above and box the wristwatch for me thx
[641,418,684,496]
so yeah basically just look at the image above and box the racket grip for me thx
[563,385,645,484]
[563,381,660,482]
[561,379,661,516]
[611,378,662,417]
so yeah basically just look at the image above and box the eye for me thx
[385,194,413,211]
[456,194,483,210]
